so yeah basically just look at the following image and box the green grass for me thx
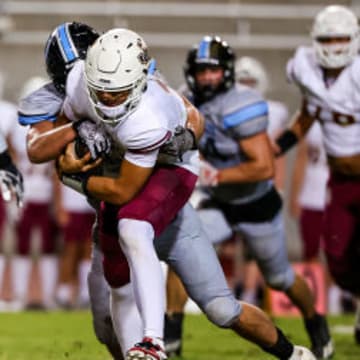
[0,312,359,359]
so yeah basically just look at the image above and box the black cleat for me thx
[164,313,184,357]
[305,314,334,359]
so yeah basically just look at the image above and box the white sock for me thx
[242,288,258,306]
[78,259,91,305]
[118,219,165,340]
[11,256,31,303]
[328,285,342,315]
[39,256,58,307]
[56,284,72,305]
[111,284,143,356]
[0,255,5,292]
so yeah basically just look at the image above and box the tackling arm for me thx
[85,158,153,205]
[26,114,77,163]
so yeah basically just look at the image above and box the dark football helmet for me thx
[184,35,235,104]
[44,22,100,94]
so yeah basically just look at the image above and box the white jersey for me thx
[63,61,199,175]
[287,46,360,157]
[61,184,95,213]
[10,123,54,204]
[267,100,289,139]
[298,122,329,210]
[0,100,17,151]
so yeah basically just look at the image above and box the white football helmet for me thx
[235,56,269,94]
[85,28,150,125]
[311,5,360,69]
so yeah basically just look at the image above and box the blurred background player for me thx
[0,71,24,310]
[9,76,58,310]
[234,56,290,306]
[275,4,360,344]
[289,121,344,315]
[165,35,333,360]
[54,180,95,309]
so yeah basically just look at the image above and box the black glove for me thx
[0,150,24,207]
[160,126,197,161]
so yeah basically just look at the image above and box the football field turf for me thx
[0,312,359,359]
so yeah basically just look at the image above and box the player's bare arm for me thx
[86,158,153,205]
[274,100,315,157]
[26,115,76,163]
[217,131,275,184]
[182,95,204,141]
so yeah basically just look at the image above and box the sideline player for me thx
[164,35,333,360]
[275,4,360,344]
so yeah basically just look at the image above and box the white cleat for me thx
[126,337,167,360]
[289,346,317,360]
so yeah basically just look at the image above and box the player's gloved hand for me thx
[0,150,24,207]
[160,126,197,161]
[199,160,219,187]
[73,119,111,160]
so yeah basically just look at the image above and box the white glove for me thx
[199,160,219,186]
[0,151,24,207]
[73,120,111,160]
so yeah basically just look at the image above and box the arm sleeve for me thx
[18,83,64,125]
[222,88,268,139]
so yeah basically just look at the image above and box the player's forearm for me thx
[218,160,274,184]
[27,123,76,163]
[275,110,314,157]
[86,176,135,205]
[183,96,204,142]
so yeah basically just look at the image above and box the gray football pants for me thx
[198,208,295,291]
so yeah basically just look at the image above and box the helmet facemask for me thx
[313,36,359,69]
[311,5,360,69]
[87,76,147,125]
[184,36,235,105]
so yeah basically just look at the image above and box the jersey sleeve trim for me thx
[18,112,57,125]
[128,130,172,154]
[223,101,268,129]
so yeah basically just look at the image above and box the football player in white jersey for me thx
[165,35,333,360]
[57,28,317,360]
[10,76,58,311]
[0,73,24,308]
[275,4,360,344]
[22,22,199,360]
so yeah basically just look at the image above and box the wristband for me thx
[276,130,298,156]
[0,150,12,168]
[61,172,92,197]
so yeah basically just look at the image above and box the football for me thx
[74,137,89,159]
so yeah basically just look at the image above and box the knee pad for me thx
[265,267,294,291]
[203,296,241,328]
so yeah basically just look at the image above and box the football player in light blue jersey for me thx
[164,36,333,360]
